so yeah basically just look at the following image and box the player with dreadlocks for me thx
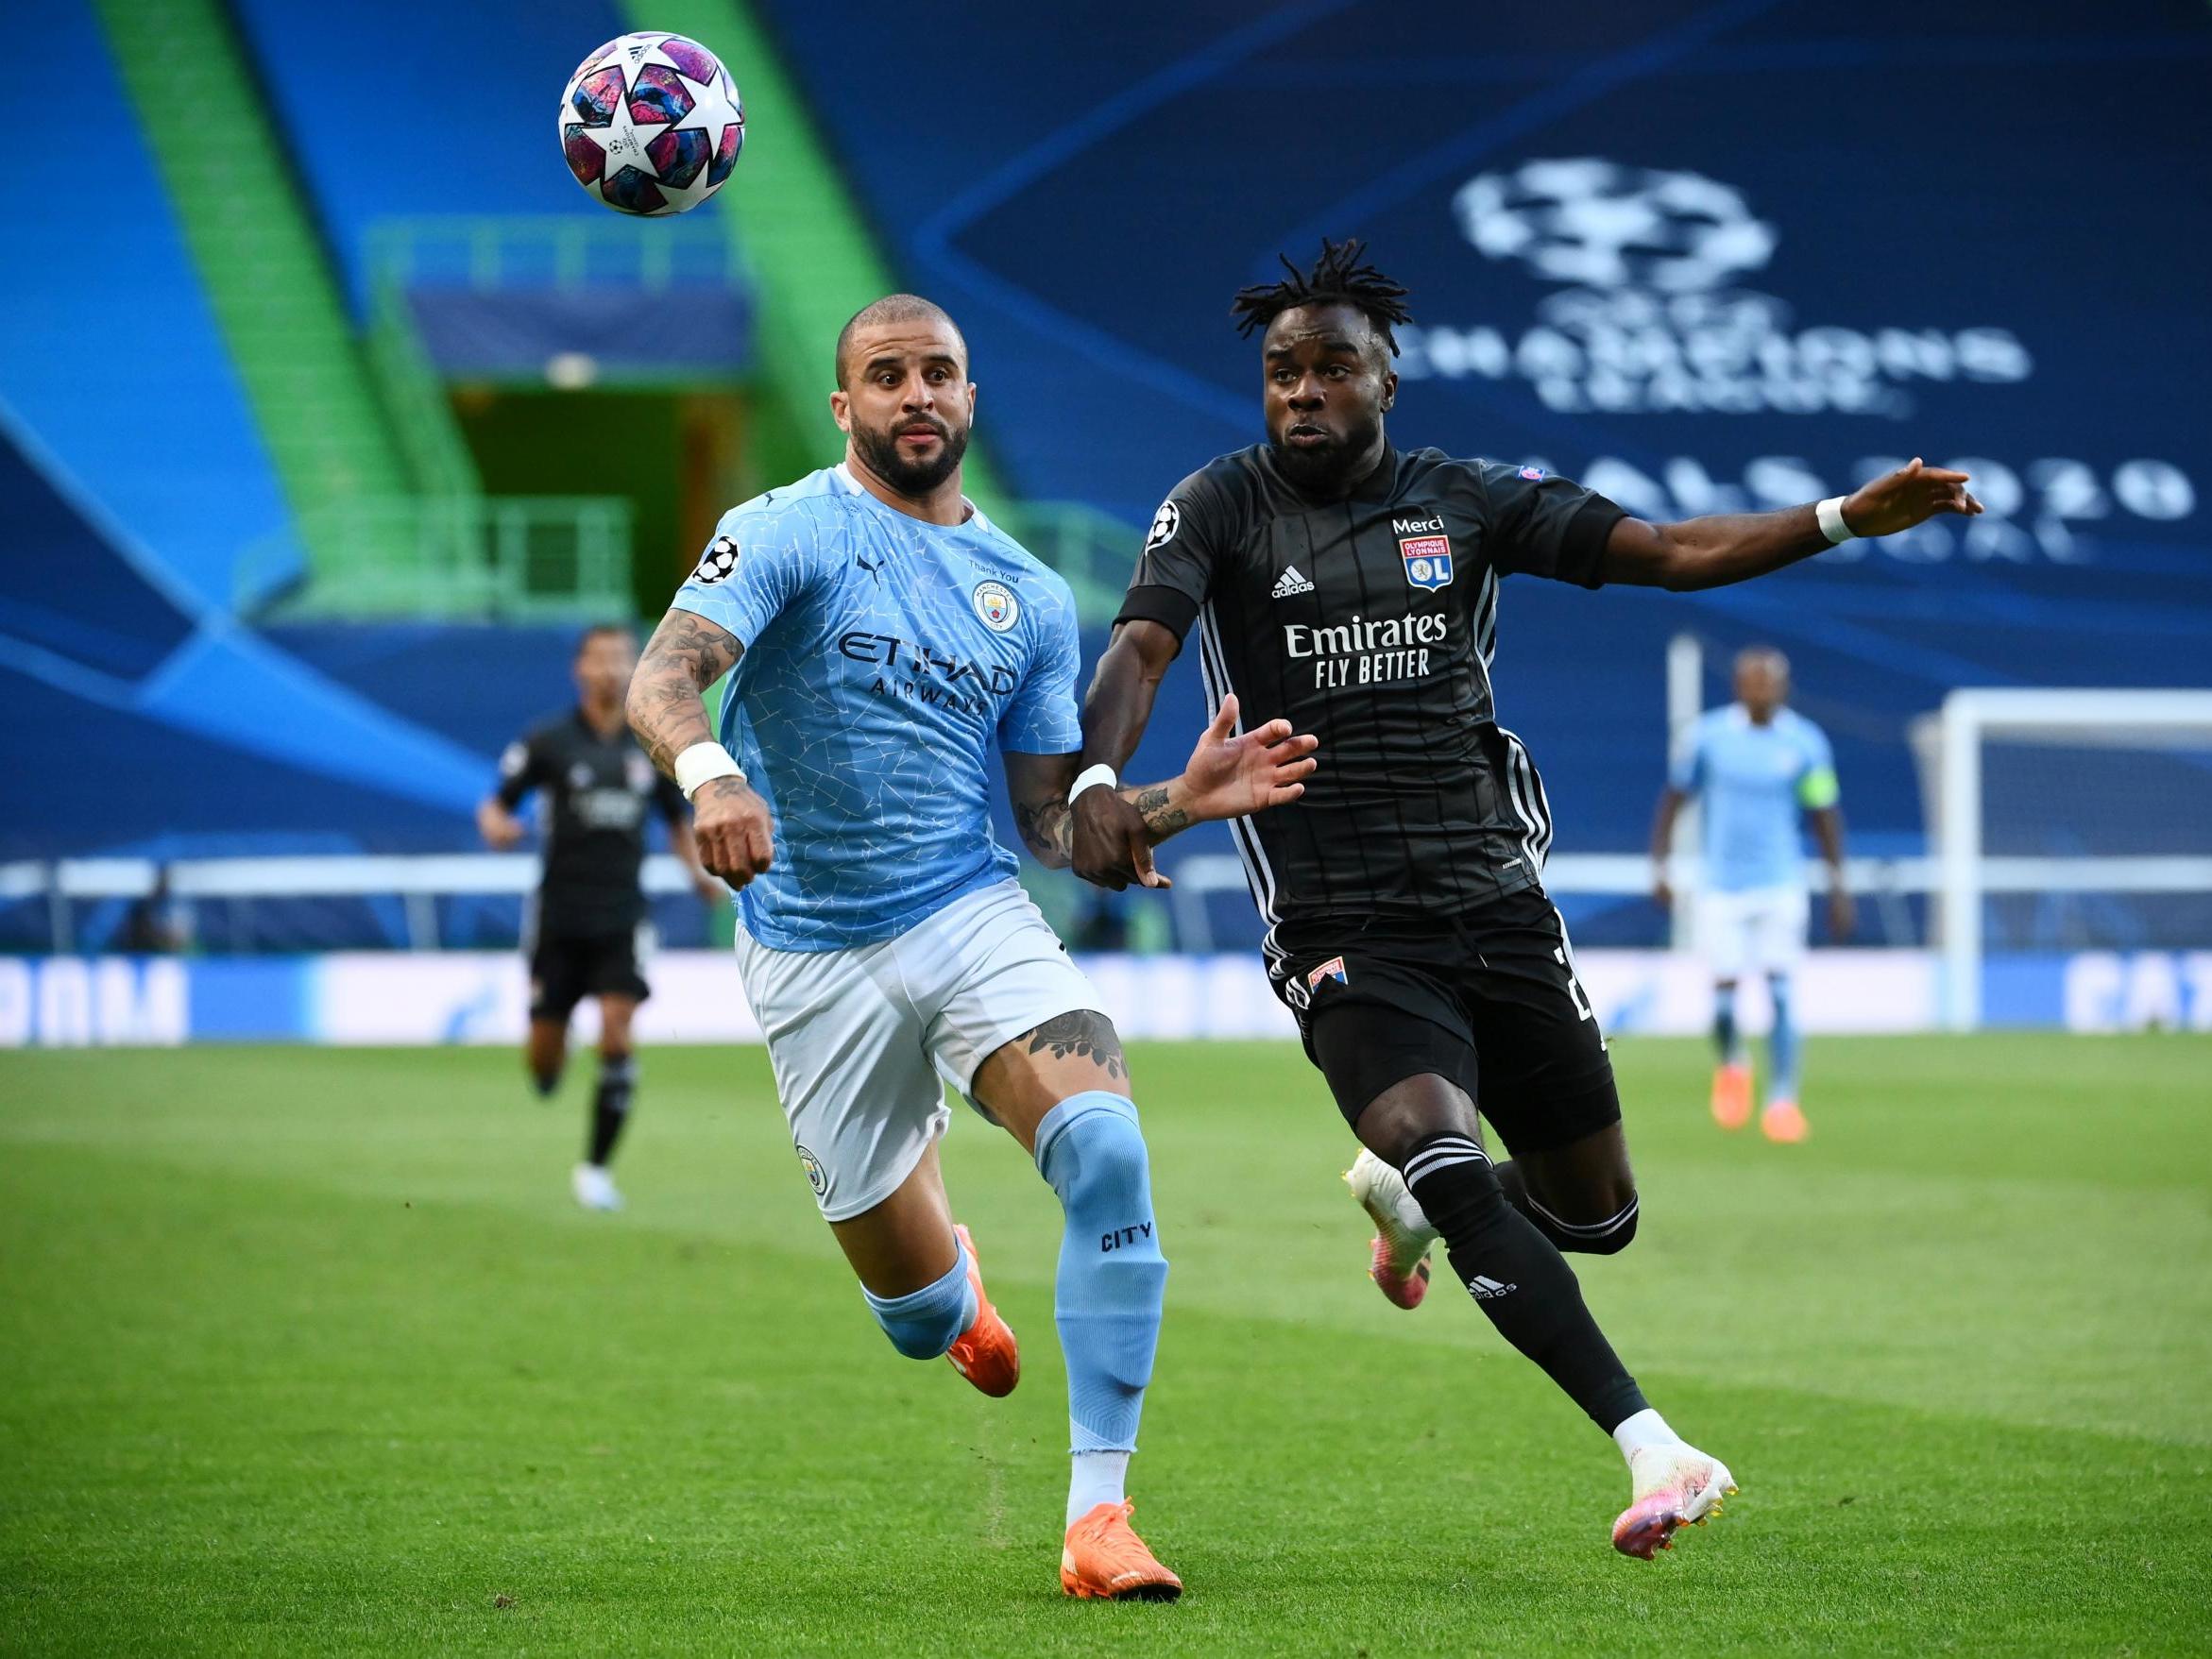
[1069,239,1981,1558]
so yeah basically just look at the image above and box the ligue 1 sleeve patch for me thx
[1520,466,1545,481]
[692,534,740,584]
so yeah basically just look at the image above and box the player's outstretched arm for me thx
[628,608,774,889]
[1599,458,1983,591]
[1005,698,1316,887]
[1070,618,1183,890]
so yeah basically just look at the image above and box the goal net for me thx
[1922,689,2212,1028]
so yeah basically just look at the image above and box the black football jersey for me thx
[1115,443,1625,958]
[497,708,686,936]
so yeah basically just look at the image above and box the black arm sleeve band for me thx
[1556,498,1628,590]
[1114,584,1200,643]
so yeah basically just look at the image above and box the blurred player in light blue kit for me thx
[623,295,1315,1600]
[1651,648,1852,1143]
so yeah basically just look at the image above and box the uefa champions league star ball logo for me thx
[1145,499,1181,553]
[971,580,1020,632]
[693,535,740,584]
[1453,158,1777,294]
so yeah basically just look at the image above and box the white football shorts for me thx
[1695,884,1809,980]
[732,877,1098,1222]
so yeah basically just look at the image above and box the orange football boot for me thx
[1061,1500,1183,1601]
[1710,1061,1753,1131]
[1761,1100,1810,1143]
[944,1223,1019,1397]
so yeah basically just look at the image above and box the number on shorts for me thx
[1554,945,1593,1023]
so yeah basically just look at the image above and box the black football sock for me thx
[1495,1161,1641,1257]
[1403,1133,1648,1432]
[1712,985,1741,1064]
[587,1054,638,1168]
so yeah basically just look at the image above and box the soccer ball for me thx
[559,32,743,216]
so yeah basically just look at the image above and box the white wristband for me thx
[1067,763,1118,806]
[673,741,746,801]
[1816,495,1856,545]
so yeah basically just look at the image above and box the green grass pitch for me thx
[3,1034,2208,1655]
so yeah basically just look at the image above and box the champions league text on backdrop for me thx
[1396,158,2192,568]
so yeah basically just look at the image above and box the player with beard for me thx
[625,295,1316,1597]
[1070,241,1982,1558]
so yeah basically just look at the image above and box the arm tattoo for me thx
[1132,785,1191,841]
[628,611,741,776]
[1006,772,1184,871]
[1012,797,1073,865]
[1022,1009,1126,1081]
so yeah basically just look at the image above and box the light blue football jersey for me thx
[1670,704,1839,893]
[672,465,1081,951]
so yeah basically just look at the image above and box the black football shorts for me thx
[529,929,651,1024]
[1273,884,1622,1156]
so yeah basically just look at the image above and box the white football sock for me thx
[1611,1408,1685,1465]
[1066,1450,1130,1528]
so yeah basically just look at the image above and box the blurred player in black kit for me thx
[480,624,723,1210]
[1072,240,1981,1557]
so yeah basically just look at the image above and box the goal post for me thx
[1931,688,2212,1029]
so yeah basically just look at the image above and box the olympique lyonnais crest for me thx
[1400,533,1454,591]
[1306,956,1350,990]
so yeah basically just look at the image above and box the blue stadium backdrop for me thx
[2,0,2205,1034]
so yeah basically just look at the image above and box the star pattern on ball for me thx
[557,32,744,216]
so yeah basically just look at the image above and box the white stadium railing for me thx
[11,849,2209,962]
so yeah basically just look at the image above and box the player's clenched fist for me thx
[690,776,774,888]
[1072,785,1150,891]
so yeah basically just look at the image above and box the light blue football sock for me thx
[1034,1091,1167,1458]
[1712,983,1743,1064]
[860,1244,976,1361]
[1767,973,1801,1103]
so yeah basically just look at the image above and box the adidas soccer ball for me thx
[559,32,744,216]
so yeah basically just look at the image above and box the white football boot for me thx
[1612,1441,1737,1559]
[1343,1148,1439,1309]
[571,1162,624,1211]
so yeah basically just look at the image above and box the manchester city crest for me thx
[796,1145,828,1198]
[972,580,1020,632]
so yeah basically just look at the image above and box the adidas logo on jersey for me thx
[1465,1274,1518,1300]
[1271,565,1316,599]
